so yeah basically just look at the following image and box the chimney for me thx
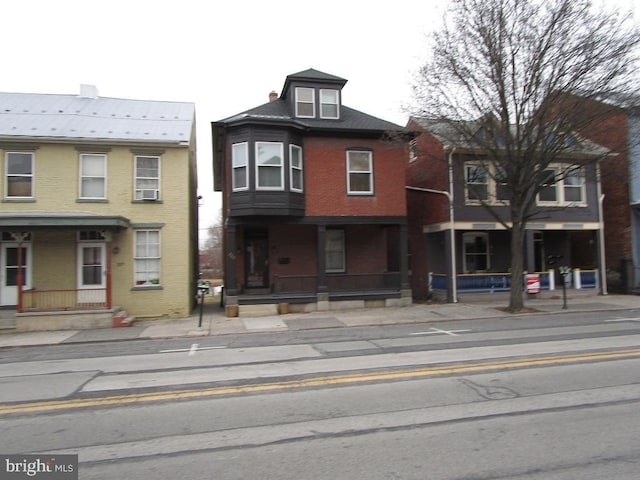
[79,84,99,99]
[269,90,278,102]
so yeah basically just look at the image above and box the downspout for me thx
[448,147,457,303]
[596,161,608,295]
[406,147,458,303]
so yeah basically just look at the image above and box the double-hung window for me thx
[290,145,303,192]
[79,154,106,199]
[320,89,339,119]
[538,168,557,203]
[347,150,373,195]
[5,152,34,199]
[563,168,584,203]
[326,229,346,273]
[465,165,488,202]
[134,230,160,286]
[232,143,248,191]
[537,166,585,205]
[135,156,160,200]
[463,232,489,272]
[256,142,284,190]
[494,166,510,202]
[295,87,315,118]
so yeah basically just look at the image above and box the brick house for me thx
[562,96,638,291]
[406,116,608,301]
[0,87,198,330]
[212,69,413,316]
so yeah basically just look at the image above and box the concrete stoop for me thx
[238,304,279,317]
[113,310,135,328]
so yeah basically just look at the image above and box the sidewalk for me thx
[1,291,640,348]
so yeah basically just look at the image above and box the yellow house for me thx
[0,86,198,330]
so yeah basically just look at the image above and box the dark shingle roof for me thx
[221,98,409,134]
[411,116,608,156]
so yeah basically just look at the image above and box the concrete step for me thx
[239,304,279,317]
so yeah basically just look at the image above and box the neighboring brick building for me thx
[0,87,198,330]
[212,69,413,316]
[565,96,636,291]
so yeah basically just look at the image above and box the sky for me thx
[0,0,442,240]
[0,0,636,242]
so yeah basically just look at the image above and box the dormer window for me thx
[320,89,339,119]
[295,87,315,118]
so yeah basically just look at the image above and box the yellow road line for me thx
[1,348,639,416]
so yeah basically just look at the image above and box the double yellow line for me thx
[2,348,639,416]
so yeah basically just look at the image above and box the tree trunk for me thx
[508,219,526,312]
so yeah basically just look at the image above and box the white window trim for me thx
[346,150,373,195]
[134,229,161,287]
[462,232,490,273]
[255,141,284,191]
[409,139,418,163]
[295,87,315,118]
[464,164,489,204]
[289,145,303,193]
[232,142,249,192]
[5,151,34,199]
[464,162,510,205]
[319,89,339,119]
[134,155,161,201]
[536,165,586,207]
[79,153,107,199]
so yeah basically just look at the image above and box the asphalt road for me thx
[1,308,639,479]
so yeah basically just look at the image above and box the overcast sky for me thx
[1,0,636,239]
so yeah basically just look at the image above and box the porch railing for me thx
[272,272,401,294]
[20,288,109,313]
[429,269,598,293]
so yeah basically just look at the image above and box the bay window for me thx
[256,142,284,190]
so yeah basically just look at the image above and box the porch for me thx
[0,212,130,330]
[233,272,408,316]
[224,219,411,316]
[429,269,599,297]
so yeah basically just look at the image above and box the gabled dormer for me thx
[281,69,348,121]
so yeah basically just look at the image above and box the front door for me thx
[245,233,269,289]
[0,244,31,306]
[77,243,106,304]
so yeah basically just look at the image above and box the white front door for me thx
[0,243,31,306]
[77,243,106,304]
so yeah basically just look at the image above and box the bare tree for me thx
[411,0,640,311]
[200,212,224,280]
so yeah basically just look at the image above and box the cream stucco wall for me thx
[0,141,197,319]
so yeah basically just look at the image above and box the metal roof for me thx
[0,91,195,145]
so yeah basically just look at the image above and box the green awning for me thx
[0,213,130,231]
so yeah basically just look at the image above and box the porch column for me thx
[525,230,536,299]
[225,224,238,298]
[595,229,608,295]
[12,232,26,313]
[444,229,455,303]
[316,225,327,293]
[399,224,410,290]
[525,230,536,273]
[106,239,113,309]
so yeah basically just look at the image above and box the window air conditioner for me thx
[141,189,159,200]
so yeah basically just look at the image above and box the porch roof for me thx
[0,212,130,231]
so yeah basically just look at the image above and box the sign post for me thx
[558,266,571,309]
[526,273,540,295]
